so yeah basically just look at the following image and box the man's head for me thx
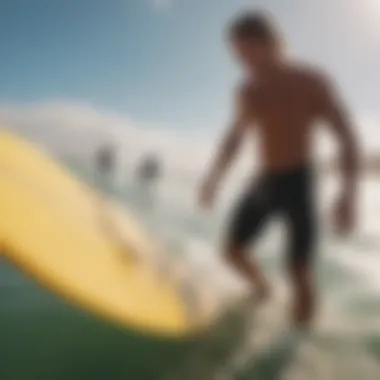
[229,11,283,71]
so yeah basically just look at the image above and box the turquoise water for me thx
[2,159,380,379]
[0,258,193,380]
[0,255,256,380]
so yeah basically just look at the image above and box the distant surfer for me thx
[95,145,115,173]
[199,11,359,328]
[135,153,162,208]
[136,153,162,184]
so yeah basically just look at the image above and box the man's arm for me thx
[198,88,251,209]
[205,89,250,186]
[316,74,360,200]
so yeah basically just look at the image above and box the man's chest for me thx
[255,83,313,120]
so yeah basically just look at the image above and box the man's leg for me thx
[287,208,317,327]
[225,245,271,301]
[289,262,315,327]
[224,181,273,301]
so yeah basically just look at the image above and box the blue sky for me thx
[0,0,379,131]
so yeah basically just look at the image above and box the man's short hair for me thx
[229,10,280,45]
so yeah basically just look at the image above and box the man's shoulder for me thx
[288,62,331,88]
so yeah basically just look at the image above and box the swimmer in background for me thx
[135,153,162,209]
[93,144,117,191]
[95,144,115,174]
[198,10,360,329]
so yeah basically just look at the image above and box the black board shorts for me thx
[226,165,317,267]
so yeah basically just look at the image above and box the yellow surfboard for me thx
[0,129,217,339]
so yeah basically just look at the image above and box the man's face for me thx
[230,35,275,71]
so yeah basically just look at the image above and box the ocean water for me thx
[1,146,380,379]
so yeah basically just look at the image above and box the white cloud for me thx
[0,101,216,178]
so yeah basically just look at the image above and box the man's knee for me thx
[224,243,245,264]
[288,211,317,271]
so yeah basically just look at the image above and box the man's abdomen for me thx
[259,130,311,172]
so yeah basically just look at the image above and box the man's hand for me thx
[332,192,356,236]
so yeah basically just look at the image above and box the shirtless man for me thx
[199,11,359,327]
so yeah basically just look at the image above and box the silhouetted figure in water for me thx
[136,154,161,184]
[93,144,118,193]
[95,145,115,174]
[135,154,162,209]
